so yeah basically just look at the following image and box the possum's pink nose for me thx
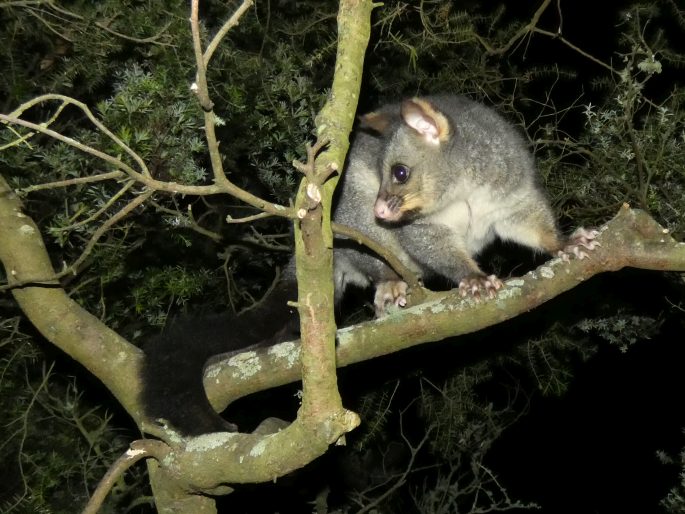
[374,197,401,221]
[374,198,391,219]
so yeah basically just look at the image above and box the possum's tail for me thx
[140,279,299,436]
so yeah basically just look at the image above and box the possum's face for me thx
[373,98,451,223]
[374,140,439,222]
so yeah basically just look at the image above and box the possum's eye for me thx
[391,164,410,184]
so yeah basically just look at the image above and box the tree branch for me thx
[0,173,144,415]
[292,0,378,431]
[204,205,685,410]
[187,0,295,218]
[82,440,171,514]
[332,221,424,299]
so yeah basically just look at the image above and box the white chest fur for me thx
[427,186,509,255]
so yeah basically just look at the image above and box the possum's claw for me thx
[558,227,601,261]
[374,280,409,317]
[458,274,503,301]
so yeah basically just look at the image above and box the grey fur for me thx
[331,94,562,302]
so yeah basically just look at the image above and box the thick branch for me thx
[0,169,361,493]
[0,173,144,417]
[205,205,685,409]
[292,0,377,431]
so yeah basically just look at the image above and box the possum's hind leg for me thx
[374,280,408,316]
[558,227,601,260]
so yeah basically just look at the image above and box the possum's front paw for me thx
[458,273,503,300]
[559,227,601,261]
[374,280,409,316]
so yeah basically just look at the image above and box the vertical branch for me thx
[294,0,377,428]
[189,0,227,186]
[188,0,293,218]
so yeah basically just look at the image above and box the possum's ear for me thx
[358,111,393,134]
[401,98,450,145]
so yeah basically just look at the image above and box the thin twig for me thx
[81,440,171,514]
[57,180,136,231]
[67,190,153,274]
[17,171,126,193]
[204,0,254,66]
[1,111,295,215]
[4,94,150,176]
[95,20,173,45]
[473,0,552,56]
[225,211,274,224]
[533,28,618,75]
[188,0,295,217]
[0,190,153,291]
[332,222,423,298]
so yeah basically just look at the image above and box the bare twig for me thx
[204,0,254,66]
[473,0,552,56]
[57,180,136,231]
[81,439,171,514]
[292,138,330,180]
[1,108,295,216]
[331,222,424,300]
[5,94,150,175]
[148,199,222,242]
[0,190,153,291]
[93,19,173,45]
[187,0,296,217]
[23,2,173,45]
[0,1,48,7]
[354,411,433,514]
[225,211,274,224]
[533,27,618,75]
[17,171,126,193]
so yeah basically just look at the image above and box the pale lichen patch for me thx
[249,435,273,457]
[426,300,451,314]
[268,341,300,368]
[126,448,146,458]
[19,224,35,235]
[335,325,357,346]
[495,285,522,301]
[539,266,555,279]
[505,278,525,288]
[205,364,221,379]
[228,351,261,379]
[184,432,239,452]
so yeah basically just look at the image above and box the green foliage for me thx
[131,265,216,325]
[419,364,499,459]
[412,364,538,513]
[353,383,396,451]
[2,0,685,512]
[517,327,598,397]
[660,442,685,513]
[537,4,685,236]
[573,77,685,236]
[576,312,662,353]
[0,318,148,514]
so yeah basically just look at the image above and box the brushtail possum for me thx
[141,94,595,436]
[336,95,577,312]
